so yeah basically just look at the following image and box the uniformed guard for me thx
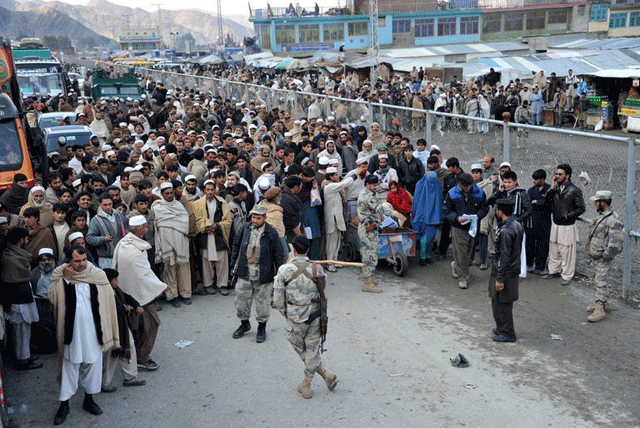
[230,204,285,342]
[356,175,404,293]
[584,190,624,322]
[273,236,337,399]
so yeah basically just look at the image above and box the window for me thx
[504,12,523,31]
[548,9,568,24]
[630,11,640,26]
[323,23,345,41]
[415,18,435,36]
[437,17,457,36]
[526,10,546,30]
[0,121,24,171]
[590,3,608,22]
[393,19,411,34]
[610,12,627,27]
[275,24,295,44]
[483,14,502,33]
[348,21,368,36]
[259,24,271,50]
[460,16,479,34]
[298,24,320,43]
[578,5,585,16]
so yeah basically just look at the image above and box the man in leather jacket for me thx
[489,199,524,343]
[542,164,585,285]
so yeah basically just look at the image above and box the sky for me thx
[43,0,335,18]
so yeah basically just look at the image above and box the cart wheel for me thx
[393,254,409,277]
[341,242,357,262]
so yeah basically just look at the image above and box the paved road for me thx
[4,258,640,427]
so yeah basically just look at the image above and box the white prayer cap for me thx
[500,161,512,168]
[119,122,128,128]
[203,179,215,187]
[31,185,45,194]
[430,144,441,151]
[316,118,324,124]
[133,164,144,171]
[236,138,244,144]
[318,157,330,166]
[258,177,270,190]
[328,159,339,166]
[326,140,335,145]
[101,144,112,151]
[294,120,301,125]
[38,248,54,257]
[141,144,152,152]
[72,179,82,187]
[261,162,271,171]
[284,132,292,137]
[328,116,335,121]
[300,120,307,126]
[326,167,339,174]
[185,174,197,182]
[68,232,84,243]
[301,157,310,165]
[129,215,146,227]
[106,150,115,157]
[378,153,388,159]
[157,136,166,141]
[248,124,258,130]
[134,139,144,145]
[124,167,134,173]
[356,157,369,165]
[160,182,173,190]
[471,163,482,171]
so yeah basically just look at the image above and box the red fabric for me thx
[386,188,412,216]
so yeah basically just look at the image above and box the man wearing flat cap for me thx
[489,198,524,343]
[584,191,623,322]
[230,204,284,343]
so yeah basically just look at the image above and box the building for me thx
[119,27,163,51]
[587,0,640,37]
[250,2,483,53]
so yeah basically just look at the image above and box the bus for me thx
[0,39,44,191]
[12,38,70,98]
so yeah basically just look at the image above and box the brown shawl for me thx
[25,225,57,262]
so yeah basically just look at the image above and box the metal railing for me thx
[134,66,639,300]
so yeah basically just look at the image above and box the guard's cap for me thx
[590,190,612,201]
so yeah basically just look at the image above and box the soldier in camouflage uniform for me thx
[357,175,404,293]
[585,191,624,322]
[230,205,284,342]
[274,236,337,399]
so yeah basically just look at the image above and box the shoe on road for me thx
[542,273,561,279]
[492,334,517,343]
[233,320,251,339]
[560,278,572,286]
[15,359,43,370]
[451,261,459,279]
[181,297,192,305]
[53,402,70,426]
[479,263,488,270]
[256,322,267,343]
[137,360,159,371]
[82,395,103,416]
[204,286,217,295]
[219,286,230,296]
[168,298,181,308]
[123,379,147,387]
[101,385,117,393]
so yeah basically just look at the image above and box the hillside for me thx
[13,0,253,45]
[0,5,112,43]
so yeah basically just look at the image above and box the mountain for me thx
[0,5,112,42]
[14,0,253,45]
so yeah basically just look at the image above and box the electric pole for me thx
[368,0,379,85]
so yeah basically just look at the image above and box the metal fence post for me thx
[325,96,331,120]
[622,138,638,299]
[426,110,432,145]
[293,95,299,120]
[503,121,510,163]
[367,101,373,126]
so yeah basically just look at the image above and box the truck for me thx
[12,38,71,98]
[0,39,46,191]
[91,67,144,101]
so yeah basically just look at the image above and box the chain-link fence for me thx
[133,67,639,301]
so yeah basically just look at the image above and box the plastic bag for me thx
[594,120,603,132]
[381,216,399,230]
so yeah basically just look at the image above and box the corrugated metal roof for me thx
[379,41,528,58]
[549,37,640,50]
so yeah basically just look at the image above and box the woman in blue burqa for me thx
[411,171,442,265]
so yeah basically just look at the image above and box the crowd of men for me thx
[0,67,625,421]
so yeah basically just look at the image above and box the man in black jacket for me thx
[525,169,552,274]
[543,164,585,285]
[443,173,489,289]
[489,199,524,343]
[397,144,425,194]
[230,205,285,343]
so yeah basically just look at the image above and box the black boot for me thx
[256,322,267,343]
[232,320,251,339]
[82,393,103,416]
[54,401,70,425]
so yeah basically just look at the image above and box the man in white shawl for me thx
[150,182,191,308]
[113,215,167,372]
